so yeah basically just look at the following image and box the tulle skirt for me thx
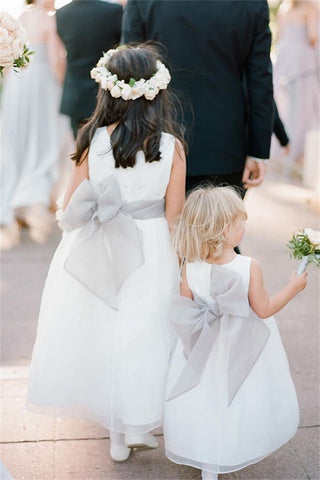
[27,217,179,433]
[164,316,299,474]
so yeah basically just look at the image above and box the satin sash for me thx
[58,176,165,309]
[168,265,271,406]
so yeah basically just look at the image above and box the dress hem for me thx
[26,402,162,434]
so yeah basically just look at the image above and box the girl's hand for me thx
[288,271,307,295]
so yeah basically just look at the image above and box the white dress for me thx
[164,255,299,474]
[0,43,62,225]
[27,127,179,434]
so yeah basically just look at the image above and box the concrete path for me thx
[1,168,319,480]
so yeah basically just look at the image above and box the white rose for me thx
[144,89,157,101]
[90,68,98,79]
[106,80,115,90]
[11,37,24,58]
[0,26,10,44]
[97,58,107,67]
[110,85,121,98]
[0,44,15,68]
[121,84,132,100]
[131,86,143,100]
[0,12,20,33]
[100,75,108,90]
[304,228,320,247]
[108,74,117,83]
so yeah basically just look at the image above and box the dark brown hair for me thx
[71,44,187,168]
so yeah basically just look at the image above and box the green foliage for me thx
[287,231,320,267]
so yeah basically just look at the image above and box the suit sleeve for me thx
[121,0,146,43]
[273,100,289,146]
[245,1,273,159]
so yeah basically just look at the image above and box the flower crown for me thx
[90,48,171,101]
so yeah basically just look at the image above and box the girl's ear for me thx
[223,223,230,238]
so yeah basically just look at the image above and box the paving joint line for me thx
[1,433,164,445]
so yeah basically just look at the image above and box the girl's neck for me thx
[206,245,237,265]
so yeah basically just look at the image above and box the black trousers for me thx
[186,171,245,198]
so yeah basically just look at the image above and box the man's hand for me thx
[242,158,267,189]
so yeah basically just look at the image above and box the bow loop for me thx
[57,179,97,232]
[59,176,165,309]
[95,177,123,224]
[210,265,249,318]
[168,264,270,405]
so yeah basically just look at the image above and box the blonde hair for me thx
[173,186,247,262]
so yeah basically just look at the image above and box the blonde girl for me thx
[164,186,307,480]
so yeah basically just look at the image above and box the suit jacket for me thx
[122,0,273,176]
[57,0,122,121]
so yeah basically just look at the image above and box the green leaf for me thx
[129,77,136,87]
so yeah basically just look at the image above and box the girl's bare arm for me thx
[249,258,307,319]
[165,139,186,230]
[63,153,89,210]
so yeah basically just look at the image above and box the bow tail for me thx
[64,226,118,309]
[167,320,220,401]
[107,214,145,292]
[227,312,271,406]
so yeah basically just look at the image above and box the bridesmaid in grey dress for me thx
[0,0,66,249]
[273,0,319,177]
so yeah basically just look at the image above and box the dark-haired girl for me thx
[27,44,186,462]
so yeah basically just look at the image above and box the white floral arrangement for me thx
[90,48,171,101]
[287,228,320,274]
[0,11,34,75]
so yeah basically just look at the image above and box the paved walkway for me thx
[1,168,319,480]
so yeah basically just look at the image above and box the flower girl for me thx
[163,187,307,480]
[27,44,186,462]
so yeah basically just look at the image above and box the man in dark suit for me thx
[122,0,273,192]
[57,0,122,138]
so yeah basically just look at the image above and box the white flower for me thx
[130,86,143,100]
[144,89,157,101]
[0,11,31,72]
[110,85,121,98]
[0,11,20,33]
[90,50,171,101]
[11,37,24,58]
[304,228,320,247]
[121,84,132,100]
[100,75,108,90]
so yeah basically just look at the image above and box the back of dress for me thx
[28,125,180,435]
[88,127,175,200]
[186,255,251,303]
[164,254,299,473]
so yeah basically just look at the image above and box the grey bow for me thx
[168,265,270,406]
[59,176,165,309]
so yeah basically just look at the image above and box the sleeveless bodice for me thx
[88,127,175,202]
[186,255,251,304]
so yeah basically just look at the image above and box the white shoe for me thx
[109,443,131,462]
[125,432,159,449]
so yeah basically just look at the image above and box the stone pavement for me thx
[1,168,319,480]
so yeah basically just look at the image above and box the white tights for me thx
[109,431,125,445]
[201,469,218,480]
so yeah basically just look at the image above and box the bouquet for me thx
[0,11,34,75]
[287,228,320,274]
